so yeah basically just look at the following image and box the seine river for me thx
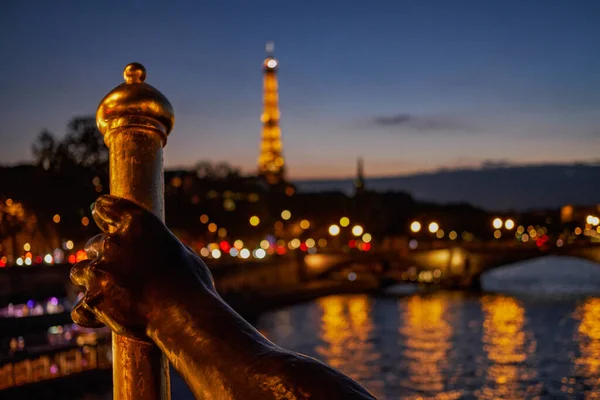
[257,292,599,399]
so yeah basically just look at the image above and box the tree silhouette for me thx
[32,116,108,176]
[32,130,57,171]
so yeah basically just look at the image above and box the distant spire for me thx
[355,157,365,195]
[266,41,274,56]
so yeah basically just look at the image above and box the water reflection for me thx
[256,292,600,400]
[399,294,462,400]
[478,295,538,399]
[569,297,600,397]
[316,295,384,397]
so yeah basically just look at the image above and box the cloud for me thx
[371,113,473,132]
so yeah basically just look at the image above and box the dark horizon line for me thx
[2,158,599,182]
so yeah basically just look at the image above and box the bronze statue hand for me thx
[70,194,216,340]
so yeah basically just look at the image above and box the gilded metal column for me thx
[96,63,174,399]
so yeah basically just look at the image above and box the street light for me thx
[504,219,515,230]
[492,218,503,229]
[328,224,340,236]
[428,222,439,234]
[300,219,310,229]
[351,225,364,236]
[410,221,421,233]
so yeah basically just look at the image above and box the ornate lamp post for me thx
[96,63,174,399]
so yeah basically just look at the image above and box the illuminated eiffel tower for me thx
[258,41,285,185]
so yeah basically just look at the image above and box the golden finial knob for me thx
[123,62,146,84]
[96,62,174,146]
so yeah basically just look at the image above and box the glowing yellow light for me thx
[289,238,301,249]
[305,238,316,248]
[267,59,278,68]
[362,233,372,243]
[5,198,13,206]
[494,230,502,239]
[281,210,291,220]
[218,228,227,238]
[23,243,31,251]
[329,225,340,236]
[66,240,74,250]
[53,214,61,223]
[575,227,582,235]
[586,215,595,225]
[300,219,310,229]
[208,223,217,233]
[436,229,445,239]
[211,249,221,259]
[410,221,421,233]
[200,214,209,224]
[492,218,503,229]
[81,216,90,226]
[318,238,328,247]
[428,222,439,234]
[260,240,270,249]
[44,254,53,264]
[449,231,458,240]
[340,217,350,227]
[504,219,515,230]
[521,233,529,242]
[351,225,364,236]
[517,225,525,234]
[593,217,600,226]
[249,216,260,226]
[529,230,537,238]
[234,240,244,249]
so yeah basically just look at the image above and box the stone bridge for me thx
[301,243,600,289]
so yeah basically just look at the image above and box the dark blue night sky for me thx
[1,0,599,178]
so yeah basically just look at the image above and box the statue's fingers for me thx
[92,195,138,234]
[91,201,118,234]
[71,294,105,328]
[70,259,112,289]
[70,259,93,287]
[85,233,106,261]
[93,195,161,236]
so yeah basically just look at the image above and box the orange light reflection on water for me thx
[399,294,462,400]
[478,295,538,399]
[567,297,600,398]
[316,295,384,398]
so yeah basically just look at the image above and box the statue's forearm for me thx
[147,289,376,399]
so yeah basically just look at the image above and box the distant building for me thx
[258,41,286,186]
